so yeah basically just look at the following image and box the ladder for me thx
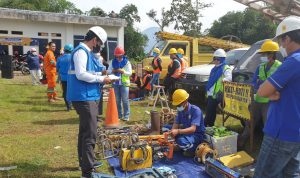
[156,31,250,50]
[145,85,169,114]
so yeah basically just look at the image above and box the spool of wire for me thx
[195,143,217,164]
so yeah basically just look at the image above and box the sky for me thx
[69,0,247,32]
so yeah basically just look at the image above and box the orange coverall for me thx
[44,50,57,100]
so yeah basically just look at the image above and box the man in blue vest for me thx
[108,46,132,121]
[204,49,232,127]
[254,16,300,177]
[56,44,73,111]
[67,26,111,178]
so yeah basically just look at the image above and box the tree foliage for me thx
[0,0,82,14]
[209,8,277,44]
[89,4,147,60]
[146,8,171,31]
[118,4,141,27]
[124,26,148,60]
[147,0,211,36]
[89,7,107,17]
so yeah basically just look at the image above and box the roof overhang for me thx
[0,8,127,27]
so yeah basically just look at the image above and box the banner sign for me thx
[223,82,253,120]
[0,36,39,46]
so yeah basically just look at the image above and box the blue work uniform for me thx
[56,53,71,82]
[175,103,205,152]
[265,49,300,142]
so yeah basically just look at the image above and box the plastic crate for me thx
[205,130,238,157]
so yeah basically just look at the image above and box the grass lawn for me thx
[0,74,261,178]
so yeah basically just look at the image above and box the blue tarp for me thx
[107,152,210,178]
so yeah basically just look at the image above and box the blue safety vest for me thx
[67,44,100,101]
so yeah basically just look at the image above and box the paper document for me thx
[108,75,120,80]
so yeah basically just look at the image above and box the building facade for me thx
[0,8,127,61]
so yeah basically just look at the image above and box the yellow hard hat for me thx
[172,89,189,106]
[143,66,152,72]
[153,48,160,54]
[132,70,136,74]
[259,40,279,53]
[177,48,184,55]
[169,48,177,55]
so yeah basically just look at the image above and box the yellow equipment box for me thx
[219,151,254,168]
[119,145,152,171]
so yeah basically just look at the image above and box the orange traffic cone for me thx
[105,88,119,127]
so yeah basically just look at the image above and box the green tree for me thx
[89,7,107,17]
[146,8,171,31]
[118,4,141,27]
[146,0,211,36]
[209,8,277,44]
[116,4,147,60]
[0,0,81,14]
[124,26,148,60]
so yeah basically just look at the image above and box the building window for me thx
[0,30,8,34]
[74,35,85,47]
[38,32,49,36]
[51,33,61,37]
[11,31,23,35]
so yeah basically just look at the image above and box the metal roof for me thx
[233,0,300,21]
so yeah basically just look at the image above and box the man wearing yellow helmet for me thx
[140,66,152,96]
[177,48,189,72]
[254,16,300,177]
[151,48,162,89]
[164,48,182,96]
[170,89,205,155]
[239,40,282,148]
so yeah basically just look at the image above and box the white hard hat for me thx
[30,48,37,52]
[213,48,226,58]
[89,26,107,44]
[274,16,300,40]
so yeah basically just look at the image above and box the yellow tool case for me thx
[219,151,254,168]
[119,145,152,171]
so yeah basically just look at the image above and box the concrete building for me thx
[0,8,127,61]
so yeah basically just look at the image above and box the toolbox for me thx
[119,145,153,171]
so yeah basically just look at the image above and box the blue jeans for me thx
[113,85,130,120]
[176,134,203,152]
[150,73,160,89]
[254,135,300,178]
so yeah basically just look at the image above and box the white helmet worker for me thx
[274,16,300,40]
[89,26,107,44]
[213,48,227,58]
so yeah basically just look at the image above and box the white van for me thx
[175,48,249,105]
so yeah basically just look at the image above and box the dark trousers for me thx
[72,100,99,177]
[98,92,103,115]
[204,96,219,127]
[163,76,177,96]
[61,81,71,110]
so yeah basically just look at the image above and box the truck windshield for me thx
[225,49,248,65]
[148,40,167,57]
[235,43,262,72]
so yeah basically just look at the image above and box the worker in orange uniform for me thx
[44,41,59,103]
[150,48,162,90]
[177,48,189,72]
[163,48,181,97]
[129,70,141,99]
[140,66,152,97]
